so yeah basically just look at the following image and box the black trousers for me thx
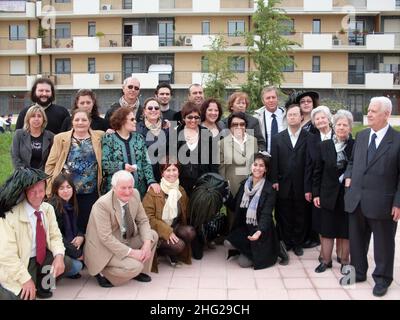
[0,250,72,300]
[349,206,397,286]
[275,190,308,249]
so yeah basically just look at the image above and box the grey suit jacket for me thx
[11,129,54,170]
[344,126,400,219]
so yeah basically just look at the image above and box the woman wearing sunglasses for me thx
[136,98,169,182]
[173,101,218,197]
[101,106,160,198]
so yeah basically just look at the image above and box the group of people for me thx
[0,75,399,300]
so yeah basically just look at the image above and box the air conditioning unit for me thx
[104,73,114,81]
[101,4,112,10]
[184,36,192,46]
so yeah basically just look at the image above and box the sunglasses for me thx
[231,122,246,128]
[127,85,140,90]
[300,99,313,104]
[146,106,160,111]
[186,115,200,120]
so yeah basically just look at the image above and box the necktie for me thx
[367,133,377,165]
[34,211,46,265]
[123,204,135,239]
[271,113,278,137]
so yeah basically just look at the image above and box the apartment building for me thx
[0,0,399,120]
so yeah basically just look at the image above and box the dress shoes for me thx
[373,284,388,297]
[293,246,304,256]
[314,261,332,273]
[278,241,289,266]
[36,289,53,299]
[95,274,114,288]
[133,273,152,282]
[302,240,320,249]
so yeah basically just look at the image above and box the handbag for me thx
[203,212,227,241]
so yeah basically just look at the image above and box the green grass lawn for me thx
[0,124,399,185]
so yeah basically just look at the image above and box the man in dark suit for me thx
[270,104,309,256]
[342,96,400,297]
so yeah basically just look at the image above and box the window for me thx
[312,19,321,34]
[55,0,71,2]
[88,58,96,74]
[397,0,400,7]
[312,56,320,73]
[201,56,209,73]
[55,23,70,39]
[281,19,295,35]
[228,20,245,37]
[282,56,294,72]
[348,56,365,84]
[88,22,96,37]
[202,21,210,35]
[9,25,26,40]
[55,59,71,74]
[123,22,140,46]
[228,56,245,73]
[158,21,174,47]
[123,56,141,80]
[123,0,132,9]
[348,94,364,121]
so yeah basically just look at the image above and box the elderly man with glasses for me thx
[105,77,143,126]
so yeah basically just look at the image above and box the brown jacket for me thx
[142,187,192,271]
[45,129,104,196]
[83,189,154,276]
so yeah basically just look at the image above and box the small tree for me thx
[203,35,236,105]
[242,0,296,111]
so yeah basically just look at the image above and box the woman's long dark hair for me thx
[49,173,78,215]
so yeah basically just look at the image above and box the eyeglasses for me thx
[300,99,313,104]
[127,85,140,91]
[146,106,160,111]
[186,115,200,120]
[231,122,246,128]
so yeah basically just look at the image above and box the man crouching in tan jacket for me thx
[84,170,158,287]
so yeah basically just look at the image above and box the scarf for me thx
[160,177,182,226]
[119,96,140,117]
[63,202,78,242]
[144,117,162,137]
[333,135,347,165]
[240,176,265,226]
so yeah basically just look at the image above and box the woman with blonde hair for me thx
[12,104,54,170]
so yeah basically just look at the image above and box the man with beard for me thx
[155,83,176,121]
[16,78,69,134]
[105,77,143,125]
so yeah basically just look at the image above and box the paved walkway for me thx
[51,233,400,300]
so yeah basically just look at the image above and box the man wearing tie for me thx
[342,97,400,297]
[84,170,158,288]
[254,86,286,153]
[0,168,71,300]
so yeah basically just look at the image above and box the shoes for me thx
[166,255,178,267]
[318,255,323,263]
[293,246,304,256]
[67,273,82,279]
[238,254,253,268]
[373,284,388,297]
[278,241,289,266]
[133,273,152,282]
[314,261,332,273]
[302,240,320,249]
[339,276,366,286]
[95,274,114,288]
[207,241,217,250]
[36,289,53,299]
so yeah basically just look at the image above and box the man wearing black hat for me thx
[0,168,72,300]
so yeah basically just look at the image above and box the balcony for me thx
[303,72,333,88]
[366,33,395,50]
[365,72,395,88]
[303,34,333,50]
[0,1,36,20]
[304,0,333,11]
[0,38,36,56]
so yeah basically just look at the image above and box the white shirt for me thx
[320,129,332,141]
[232,133,248,154]
[263,108,285,153]
[369,124,389,149]
[289,127,302,148]
[26,202,47,258]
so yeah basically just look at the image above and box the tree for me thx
[203,35,236,105]
[242,0,296,111]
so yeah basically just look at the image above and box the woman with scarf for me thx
[142,157,195,270]
[136,98,169,182]
[47,173,84,279]
[225,152,280,269]
[312,110,354,273]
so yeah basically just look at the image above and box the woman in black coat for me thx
[312,110,354,274]
[225,152,280,270]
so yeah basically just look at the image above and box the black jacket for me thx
[104,101,143,126]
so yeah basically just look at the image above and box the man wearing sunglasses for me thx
[105,77,143,126]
